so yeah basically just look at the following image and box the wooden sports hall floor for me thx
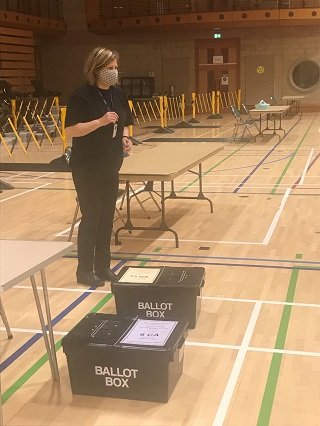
[0,112,319,426]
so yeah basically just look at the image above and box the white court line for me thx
[0,327,68,336]
[171,180,320,186]
[299,148,314,185]
[16,285,111,294]
[212,302,262,426]
[2,328,320,358]
[4,172,27,180]
[186,341,320,358]
[171,174,320,180]
[262,187,291,245]
[54,184,146,237]
[186,341,239,351]
[247,346,320,358]
[14,287,320,309]
[121,236,264,245]
[202,296,320,309]
[0,183,51,203]
[29,171,55,181]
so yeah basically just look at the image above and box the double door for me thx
[196,39,240,94]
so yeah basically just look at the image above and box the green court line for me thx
[256,253,303,426]
[1,293,114,404]
[179,143,248,193]
[271,116,317,194]
[1,255,154,404]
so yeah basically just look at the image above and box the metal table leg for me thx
[115,180,179,247]
[30,273,59,381]
[0,298,13,339]
[164,164,214,212]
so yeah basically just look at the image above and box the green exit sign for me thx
[213,33,222,39]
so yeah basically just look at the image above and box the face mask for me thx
[98,68,118,86]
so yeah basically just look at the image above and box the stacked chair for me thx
[0,79,62,155]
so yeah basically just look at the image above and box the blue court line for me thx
[112,257,320,272]
[112,251,320,265]
[233,118,301,193]
[0,260,126,374]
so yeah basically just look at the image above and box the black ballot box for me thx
[62,313,188,403]
[111,266,205,329]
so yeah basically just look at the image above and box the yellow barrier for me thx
[131,98,160,123]
[36,115,53,146]
[60,107,67,152]
[163,96,168,128]
[49,111,63,143]
[10,99,17,129]
[0,96,65,157]
[191,93,197,119]
[22,117,41,150]
[7,118,27,154]
[180,94,185,122]
[0,132,13,157]
[217,91,221,114]
[193,89,241,118]
[237,89,241,110]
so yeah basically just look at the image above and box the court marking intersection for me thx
[1,252,319,426]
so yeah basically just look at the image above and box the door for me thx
[196,39,240,94]
[245,56,275,105]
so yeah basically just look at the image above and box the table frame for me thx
[0,240,73,426]
[115,143,224,248]
[250,106,291,138]
[115,163,212,248]
[282,96,305,116]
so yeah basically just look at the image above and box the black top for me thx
[65,84,133,176]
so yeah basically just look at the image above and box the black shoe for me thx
[95,268,118,282]
[76,272,105,287]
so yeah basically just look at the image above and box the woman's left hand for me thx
[122,136,133,153]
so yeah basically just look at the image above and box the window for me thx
[289,59,320,92]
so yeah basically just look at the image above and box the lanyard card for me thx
[112,123,118,138]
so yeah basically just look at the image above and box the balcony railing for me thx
[0,0,64,21]
[101,0,320,18]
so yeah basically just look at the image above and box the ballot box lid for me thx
[113,266,205,288]
[62,313,188,354]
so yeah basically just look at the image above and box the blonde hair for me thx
[84,47,119,86]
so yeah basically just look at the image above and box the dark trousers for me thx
[72,171,119,274]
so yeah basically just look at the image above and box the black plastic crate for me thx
[62,313,188,403]
[111,266,205,329]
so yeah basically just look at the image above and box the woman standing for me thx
[65,47,133,287]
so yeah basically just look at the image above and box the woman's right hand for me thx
[99,111,119,126]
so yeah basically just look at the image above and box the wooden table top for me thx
[119,142,224,182]
[250,105,291,114]
[282,95,305,100]
[0,240,74,292]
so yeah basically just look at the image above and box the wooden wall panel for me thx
[0,26,35,94]
[85,0,101,22]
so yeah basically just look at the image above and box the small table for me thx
[250,105,291,137]
[0,240,73,426]
[116,142,224,247]
[282,95,305,115]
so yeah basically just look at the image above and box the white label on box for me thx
[213,55,223,64]
[120,319,178,347]
[119,267,161,284]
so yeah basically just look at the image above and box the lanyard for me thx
[98,89,118,138]
[98,89,113,111]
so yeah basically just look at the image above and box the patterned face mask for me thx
[98,68,118,86]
